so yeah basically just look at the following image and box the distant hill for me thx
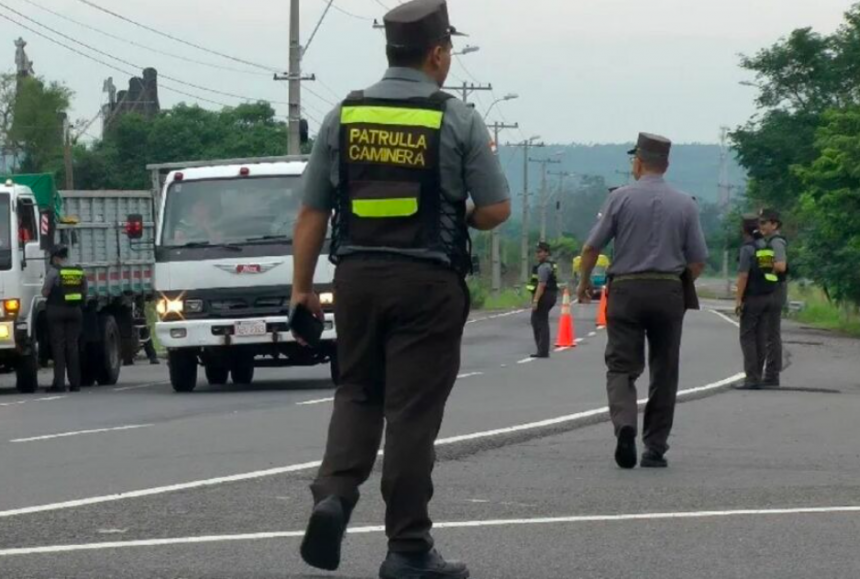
[496,143,747,204]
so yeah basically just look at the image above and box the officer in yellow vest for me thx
[291,0,511,576]
[41,245,87,393]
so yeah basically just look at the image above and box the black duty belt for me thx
[612,272,681,283]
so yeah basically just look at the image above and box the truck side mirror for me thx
[126,214,144,239]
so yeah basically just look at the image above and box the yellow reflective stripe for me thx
[64,293,83,302]
[341,106,443,129]
[764,274,779,282]
[352,198,419,218]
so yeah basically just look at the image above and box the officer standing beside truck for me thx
[41,245,86,393]
[290,0,511,576]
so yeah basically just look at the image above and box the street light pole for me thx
[488,121,519,296]
[509,136,544,284]
[484,93,518,121]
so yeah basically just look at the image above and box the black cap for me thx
[627,132,672,163]
[759,208,782,224]
[384,0,466,50]
[50,244,69,259]
[536,241,551,253]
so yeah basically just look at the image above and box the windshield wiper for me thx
[241,235,294,245]
[177,241,243,252]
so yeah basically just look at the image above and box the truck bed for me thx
[58,191,156,299]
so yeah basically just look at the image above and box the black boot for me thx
[300,496,349,571]
[615,425,637,469]
[641,449,668,468]
[379,549,470,579]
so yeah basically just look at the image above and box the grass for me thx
[789,284,860,337]
[482,289,529,311]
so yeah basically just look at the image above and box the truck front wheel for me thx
[96,315,122,386]
[169,350,198,392]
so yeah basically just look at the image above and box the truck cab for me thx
[0,178,46,392]
[148,157,337,392]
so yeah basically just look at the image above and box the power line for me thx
[371,0,390,10]
[326,0,374,21]
[0,11,233,109]
[304,0,333,56]
[14,0,269,76]
[72,0,279,73]
[0,3,287,106]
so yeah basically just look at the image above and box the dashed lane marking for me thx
[3,504,859,556]
[295,397,335,406]
[517,357,536,364]
[0,396,66,408]
[10,424,153,443]
[0,372,744,519]
[457,372,484,379]
[113,382,168,392]
[466,309,528,325]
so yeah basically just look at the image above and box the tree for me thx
[0,72,16,166]
[793,107,860,305]
[8,76,72,174]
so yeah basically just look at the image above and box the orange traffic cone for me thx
[556,288,576,348]
[596,286,608,328]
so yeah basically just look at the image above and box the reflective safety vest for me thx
[744,241,777,297]
[527,261,559,294]
[48,266,85,306]
[330,91,471,276]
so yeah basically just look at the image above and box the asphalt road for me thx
[1,301,856,578]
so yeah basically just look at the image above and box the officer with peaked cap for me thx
[576,132,708,470]
[41,245,87,393]
[293,0,510,576]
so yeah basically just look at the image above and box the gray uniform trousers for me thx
[605,279,685,455]
[739,294,776,385]
[764,282,786,382]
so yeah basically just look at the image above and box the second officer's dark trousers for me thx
[605,279,685,455]
[311,257,468,554]
[47,305,83,390]
[531,290,558,357]
[740,293,775,385]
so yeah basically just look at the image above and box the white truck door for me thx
[17,198,45,312]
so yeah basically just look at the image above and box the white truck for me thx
[0,174,156,392]
[142,157,337,393]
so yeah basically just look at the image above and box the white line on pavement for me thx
[710,309,740,328]
[517,357,536,364]
[0,372,744,519]
[10,424,153,443]
[113,382,168,392]
[457,372,484,379]
[0,396,66,408]
[466,309,528,325]
[4,504,859,557]
[295,397,335,406]
[588,332,597,337]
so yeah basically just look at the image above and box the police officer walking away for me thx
[41,245,86,393]
[734,216,779,389]
[576,133,708,469]
[527,242,559,358]
[291,0,511,576]
[758,208,788,387]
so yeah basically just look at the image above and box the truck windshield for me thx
[161,176,302,247]
[0,194,11,271]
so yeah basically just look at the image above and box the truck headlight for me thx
[157,298,184,316]
[319,292,334,306]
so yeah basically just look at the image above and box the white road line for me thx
[113,382,168,392]
[517,357,536,364]
[296,397,335,406]
[554,347,571,353]
[0,396,66,408]
[575,338,585,343]
[466,309,528,325]
[0,372,744,519]
[457,372,484,379]
[4,504,859,557]
[710,309,740,328]
[588,332,597,337]
[10,424,153,443]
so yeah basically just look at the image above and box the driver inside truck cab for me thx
[174,198,221,244]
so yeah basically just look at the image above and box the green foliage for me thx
[790,283,860,337]
[733,4,860,305]
[483,289,529,311]
[74,102,289,190]
[7,76,72,174]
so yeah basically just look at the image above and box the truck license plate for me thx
[235,320,267,337]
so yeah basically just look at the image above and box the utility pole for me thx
[442,81,493,104]
[274,0,316,155]
[718,126,734,298]
[488,121,518,296]
[529,157,561,241]
[509,137,544,284]
[62,115,73,190]
[548,170,573,240]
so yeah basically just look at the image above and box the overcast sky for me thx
[0,0,853,144]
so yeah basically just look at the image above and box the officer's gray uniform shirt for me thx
[586,175,708,275]
[302,67,510,262]
[737,240,765,275]
[769,235,787,264]
[537,262,553,284]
